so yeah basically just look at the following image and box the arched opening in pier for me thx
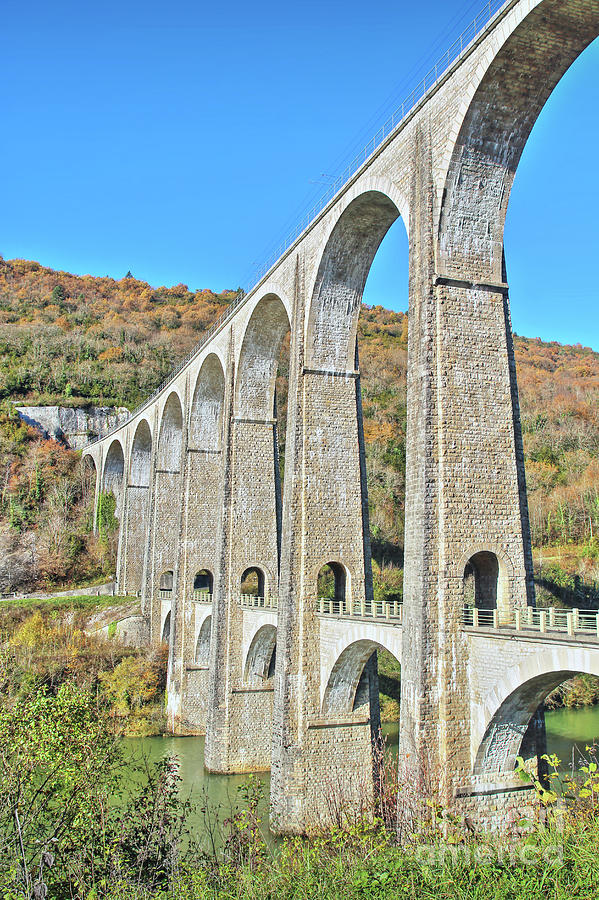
[189,354,225,451]
[193,568,213,596]
[161,610,171,644]
[463,551,499,612]
[317,562,347,611]
[240,567,265,599]
[159,570,174,591]
[195,615,212,666]
[236,293,290,558]
[244,624,277,686]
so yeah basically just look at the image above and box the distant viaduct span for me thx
[83,0,599,832]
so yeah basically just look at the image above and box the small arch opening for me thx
[463,551,499,612]
[244,624,277,686]
[195,615,212,666]
[159,570,174,592]
[161,610,171,644]
[193,568,213,595]
[241,567,265,598]
[317,562,347,612]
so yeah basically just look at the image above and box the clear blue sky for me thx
[1,0,598,348]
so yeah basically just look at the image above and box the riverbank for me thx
[2,686,598,900]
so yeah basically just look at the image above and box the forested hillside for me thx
[1,256,598,595]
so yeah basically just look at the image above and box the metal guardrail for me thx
[317,597,403,623]
[463,606,599,638]
[88,0,508,449]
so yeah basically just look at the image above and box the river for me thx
[123,709,599,842]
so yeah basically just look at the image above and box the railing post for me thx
[567,612,574,636]
[572,608,579,631]
[549,607,556,627]
[319,597,323,614]
[361,598,366,617]
[492,609,499,630]
[539,610,547,634]
[385,602,390,620]
[596,613,599,639]
[527,606,533,626]
[515,609,521,631]
[472,608,479,629]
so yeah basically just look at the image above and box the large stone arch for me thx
[305,186,405,371]
[438,0,599,282]
[474,646,599,775]
[157,391,183,471]
[102,438,125,519]
[129,418,152,486]
[321,625,403,714]
[189,353,225,451]
[235,293,291,419]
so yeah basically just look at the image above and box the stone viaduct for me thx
[82,0,599,832]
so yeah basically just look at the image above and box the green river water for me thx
[123,711,599,841]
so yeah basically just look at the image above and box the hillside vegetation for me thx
[1,256,598,597]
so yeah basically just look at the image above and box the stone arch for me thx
[474,647,599,776]
[161,610,171,643]
[457,544,514,621]
[157,391,183,471]
[195,615,212,666]
[236,293,291,419]
[438,0,599,282]
[129,418,152,486]
[189,354,225,451]
[322,629,402,715]
[193,568,213,594]
[240,566,266,598]
[102,438,125,519]
[306,188,404,370]
[317,560,349,609]
[244,624,277,686]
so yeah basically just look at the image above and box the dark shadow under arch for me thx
[244,624,277,686]
[195,615,212,666]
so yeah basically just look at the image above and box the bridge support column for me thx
[399,127,534,825]
[205,349,280,772]
[271,273,379,831]
[167,445,222,734]
[119,484,150,594]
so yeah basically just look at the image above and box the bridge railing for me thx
[192,591,212,603]
[158,589,173,600]
[462,606,599,638]
[316,597,403,623]
[238,593,279,610]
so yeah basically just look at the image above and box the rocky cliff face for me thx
[15,406,129,450]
